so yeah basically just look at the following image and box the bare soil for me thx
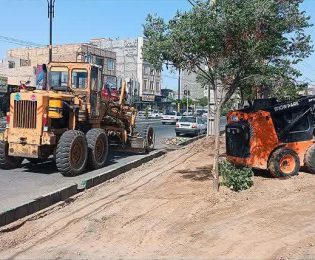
[1,137,315,259]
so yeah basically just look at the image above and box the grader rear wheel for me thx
[86,129,109,170]
[143,126,155,153]
[56,130,88,176]
[0,141,23,169]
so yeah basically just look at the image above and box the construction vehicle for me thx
[226,96,315,177]
[0,62,155,176]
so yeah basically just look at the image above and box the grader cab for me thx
[0,62,155,176]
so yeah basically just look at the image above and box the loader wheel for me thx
[56,130,88,176]
[0,141,23,169]
[268,148,300,178]
[304,144,315,174]
[86,129,108,170]
[144,126,155,153]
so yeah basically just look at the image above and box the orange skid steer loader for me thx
[226,97,315,177]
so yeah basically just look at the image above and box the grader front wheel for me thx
[86,129,109,170]
[56,130,88,176]
[0,141,23,169]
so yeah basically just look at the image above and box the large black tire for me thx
[304,144,315,173]
[143,125,155,152]
[0,141,23,169]
[56,130,88,176]
[86,129,109,170]
[268,148,300,178]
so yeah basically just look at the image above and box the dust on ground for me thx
[0,137,315,259]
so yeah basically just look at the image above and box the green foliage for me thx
[143,0,313,103]
[144,107,149,119]
[219,160,254,191]
[198,97,208,108]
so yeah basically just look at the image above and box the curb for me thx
[0,150,166,227]
[178,134,206,146]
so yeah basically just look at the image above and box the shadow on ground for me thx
[19,151,133,176]
[176,165,213,182]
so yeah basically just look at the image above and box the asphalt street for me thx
[0,118,226,214]
[0,120,176,213]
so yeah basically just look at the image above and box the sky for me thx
[0,0,315,88]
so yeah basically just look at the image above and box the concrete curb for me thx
[178,134,206,146]
[0,150,166,227]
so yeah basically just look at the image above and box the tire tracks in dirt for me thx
[1,148,200,259]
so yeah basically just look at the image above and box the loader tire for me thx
[0,141,23,169]
[86,129,108,170]
[304,144,315,174]
[268,148,300,178]
[56,130,88,177]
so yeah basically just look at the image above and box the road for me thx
[0,119,176,213]
[0,118,226,214]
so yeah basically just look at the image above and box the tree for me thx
[143,0,312,191]
[198,97,208,108]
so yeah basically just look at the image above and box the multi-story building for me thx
[90,37,162,108]
[180,70,205,100]
[0,43,116,87]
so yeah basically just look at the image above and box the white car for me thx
[161,111,182,124]
[149,110,162,118]
[175,116,207,136]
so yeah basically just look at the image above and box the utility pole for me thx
[177,68,181,112]
[47,0,55,63]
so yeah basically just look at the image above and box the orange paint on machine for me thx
[226,97,315,177]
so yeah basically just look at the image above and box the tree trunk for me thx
[212,87,221,192]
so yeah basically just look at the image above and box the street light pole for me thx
[47,0,55,63]
[177,68,181,112]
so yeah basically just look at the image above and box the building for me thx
[160,88,176,112]
[180,70,205,100]
[90,37,162,109]
[0,43,116,87]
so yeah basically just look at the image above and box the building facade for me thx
[90,37,162,108]
[180,70,206,101]
[0,43,116,87]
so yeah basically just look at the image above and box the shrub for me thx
[219,160,254,191]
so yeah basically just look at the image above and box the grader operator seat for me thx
[48,62,103,118]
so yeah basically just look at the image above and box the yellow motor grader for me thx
[0,62,155,176]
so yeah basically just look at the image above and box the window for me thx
[91,67,100,91]
[105,76,117,89]
[143,79,148,91]
[72,69,88,89]
[150,81,154,90]
[150,68,155,76]
[156,81,160,92]
[143,64,150,75]
[107,59,115,71]
[180,117,196,123]
[49,67,68,90]
[8,61,15,69]
[20,59,31,67]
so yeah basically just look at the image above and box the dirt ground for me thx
[1,137,315,259]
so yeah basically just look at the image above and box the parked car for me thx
[161,111,182,124]
[137,111,146,119]
[195,109,207,117]
[175,116,207,136]
[149,110,163,118]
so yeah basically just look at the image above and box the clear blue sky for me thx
[0,0,315,88]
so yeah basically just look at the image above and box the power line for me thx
[0,35,45,48]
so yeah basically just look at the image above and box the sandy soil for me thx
[0,137,315,259]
